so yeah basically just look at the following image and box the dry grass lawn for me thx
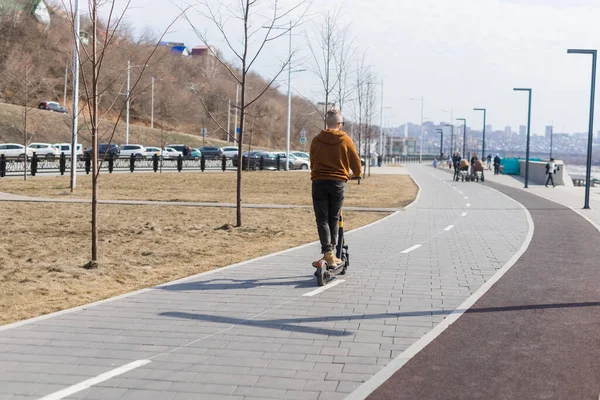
[0,172,417,209]
[0,171,417,325]
[0,202,389,325]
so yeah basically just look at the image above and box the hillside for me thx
[0,102,239,149]
[0,5,324,150]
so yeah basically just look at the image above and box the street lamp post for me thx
[549,125,553,159]
[514,88,532,189]
[151,77,155,129]
[123,61,147,145]
[410,97,424,162]
[567,48,597,209]
[474,108,487,158]
[456,118,466,157]
[445,124,454,156]
[69,0,80,192]
[263,22,300,171]
[435,128,443,159]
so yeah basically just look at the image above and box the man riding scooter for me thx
[310,110,362,268]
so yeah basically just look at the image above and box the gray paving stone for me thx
[0,166,530,400]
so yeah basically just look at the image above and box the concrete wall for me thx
[518,160,570,186]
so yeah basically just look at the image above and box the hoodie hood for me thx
[315,129,347,145]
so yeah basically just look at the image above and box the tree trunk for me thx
[91,3,99,262]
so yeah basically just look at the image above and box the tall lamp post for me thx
[445,124,454,156]
[456,118,466,156]
[123,61,147,145]
[264,23,301,171]
[474,108,486,158]
[69,0,80,192]
[567,48,597,209]
[435,128,443,159]
[514,88,532,189]
[409,97,424,162]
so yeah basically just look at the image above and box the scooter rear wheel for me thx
[315,266,325,286]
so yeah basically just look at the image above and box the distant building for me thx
[519,125,526,137]
[485,124,493,133]
[504,126,512,139]
[159,41,190,56]
[387,136,417,156]
[545,125,553,139]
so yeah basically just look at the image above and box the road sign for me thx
[300,137,307,144]
[301,128,306,138]
[201,128,207,137]
[236,127,240,133]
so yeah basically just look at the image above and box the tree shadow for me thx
[156,275,315,291]
[159,301,600,337]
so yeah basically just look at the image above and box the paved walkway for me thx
[365,166,600,399]
[0,165,530,400]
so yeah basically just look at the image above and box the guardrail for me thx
[0,153,296,178]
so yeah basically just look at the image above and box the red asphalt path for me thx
[368,183,600,400]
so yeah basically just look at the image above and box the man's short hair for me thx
[326,110,343,129]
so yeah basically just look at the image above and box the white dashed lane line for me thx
[303,279,346,297]
[462,212,468,217]
[466,203,471,207]
[444,225,455,232]
[401,245,422,254]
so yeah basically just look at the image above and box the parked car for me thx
[53,143,84,158]
[0,143,33,159]
[145,147,161,157]
[275,152,310,170]
[119,144,148,159]
[232,151,279,170]
[190,149,202,160]
[198,146,224,160]
[291,151,310,160]
[28,143,60,159]
[162,147,182,159]
[166,144,192,158]
[38,101,68,114]
[83,143,120,158]
[221,146,239,158]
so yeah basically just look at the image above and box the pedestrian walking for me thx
[377,154,383,167]
[545,157,557,187]
[493,154,501,175]
[486,154,492,170]
[452,152,461,180]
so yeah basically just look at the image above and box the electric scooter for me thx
[313,177,359,286]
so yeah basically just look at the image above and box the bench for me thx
[571,175,595,187]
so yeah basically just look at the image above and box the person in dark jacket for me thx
[486,154,492,170]
[493,154,501,175]
[452,152,461,180]
[470,153,479,179]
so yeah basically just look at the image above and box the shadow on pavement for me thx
[156,275,315,291]
[159,300,600,337]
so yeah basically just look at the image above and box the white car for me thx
[221,146,239,158]
[163,147,182,159]
[145,147,162,158]
[120,144,148,159]
[291,151,310,160]
[28,143,60,159]
[53,143,83,158]
[0,143,33,159]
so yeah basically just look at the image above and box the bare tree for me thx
[63,0,181,264]
[306,10,340,127]
[184,0,309,227]
[2,51,42,180]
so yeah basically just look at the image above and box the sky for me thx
[84,0,600,135]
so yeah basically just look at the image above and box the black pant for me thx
[494,164,499,175]
[546,174,555,186]
[312,180,345,253]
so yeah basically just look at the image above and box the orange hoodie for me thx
[310,129,362,182]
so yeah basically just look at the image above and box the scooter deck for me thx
[314,262,346,286]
